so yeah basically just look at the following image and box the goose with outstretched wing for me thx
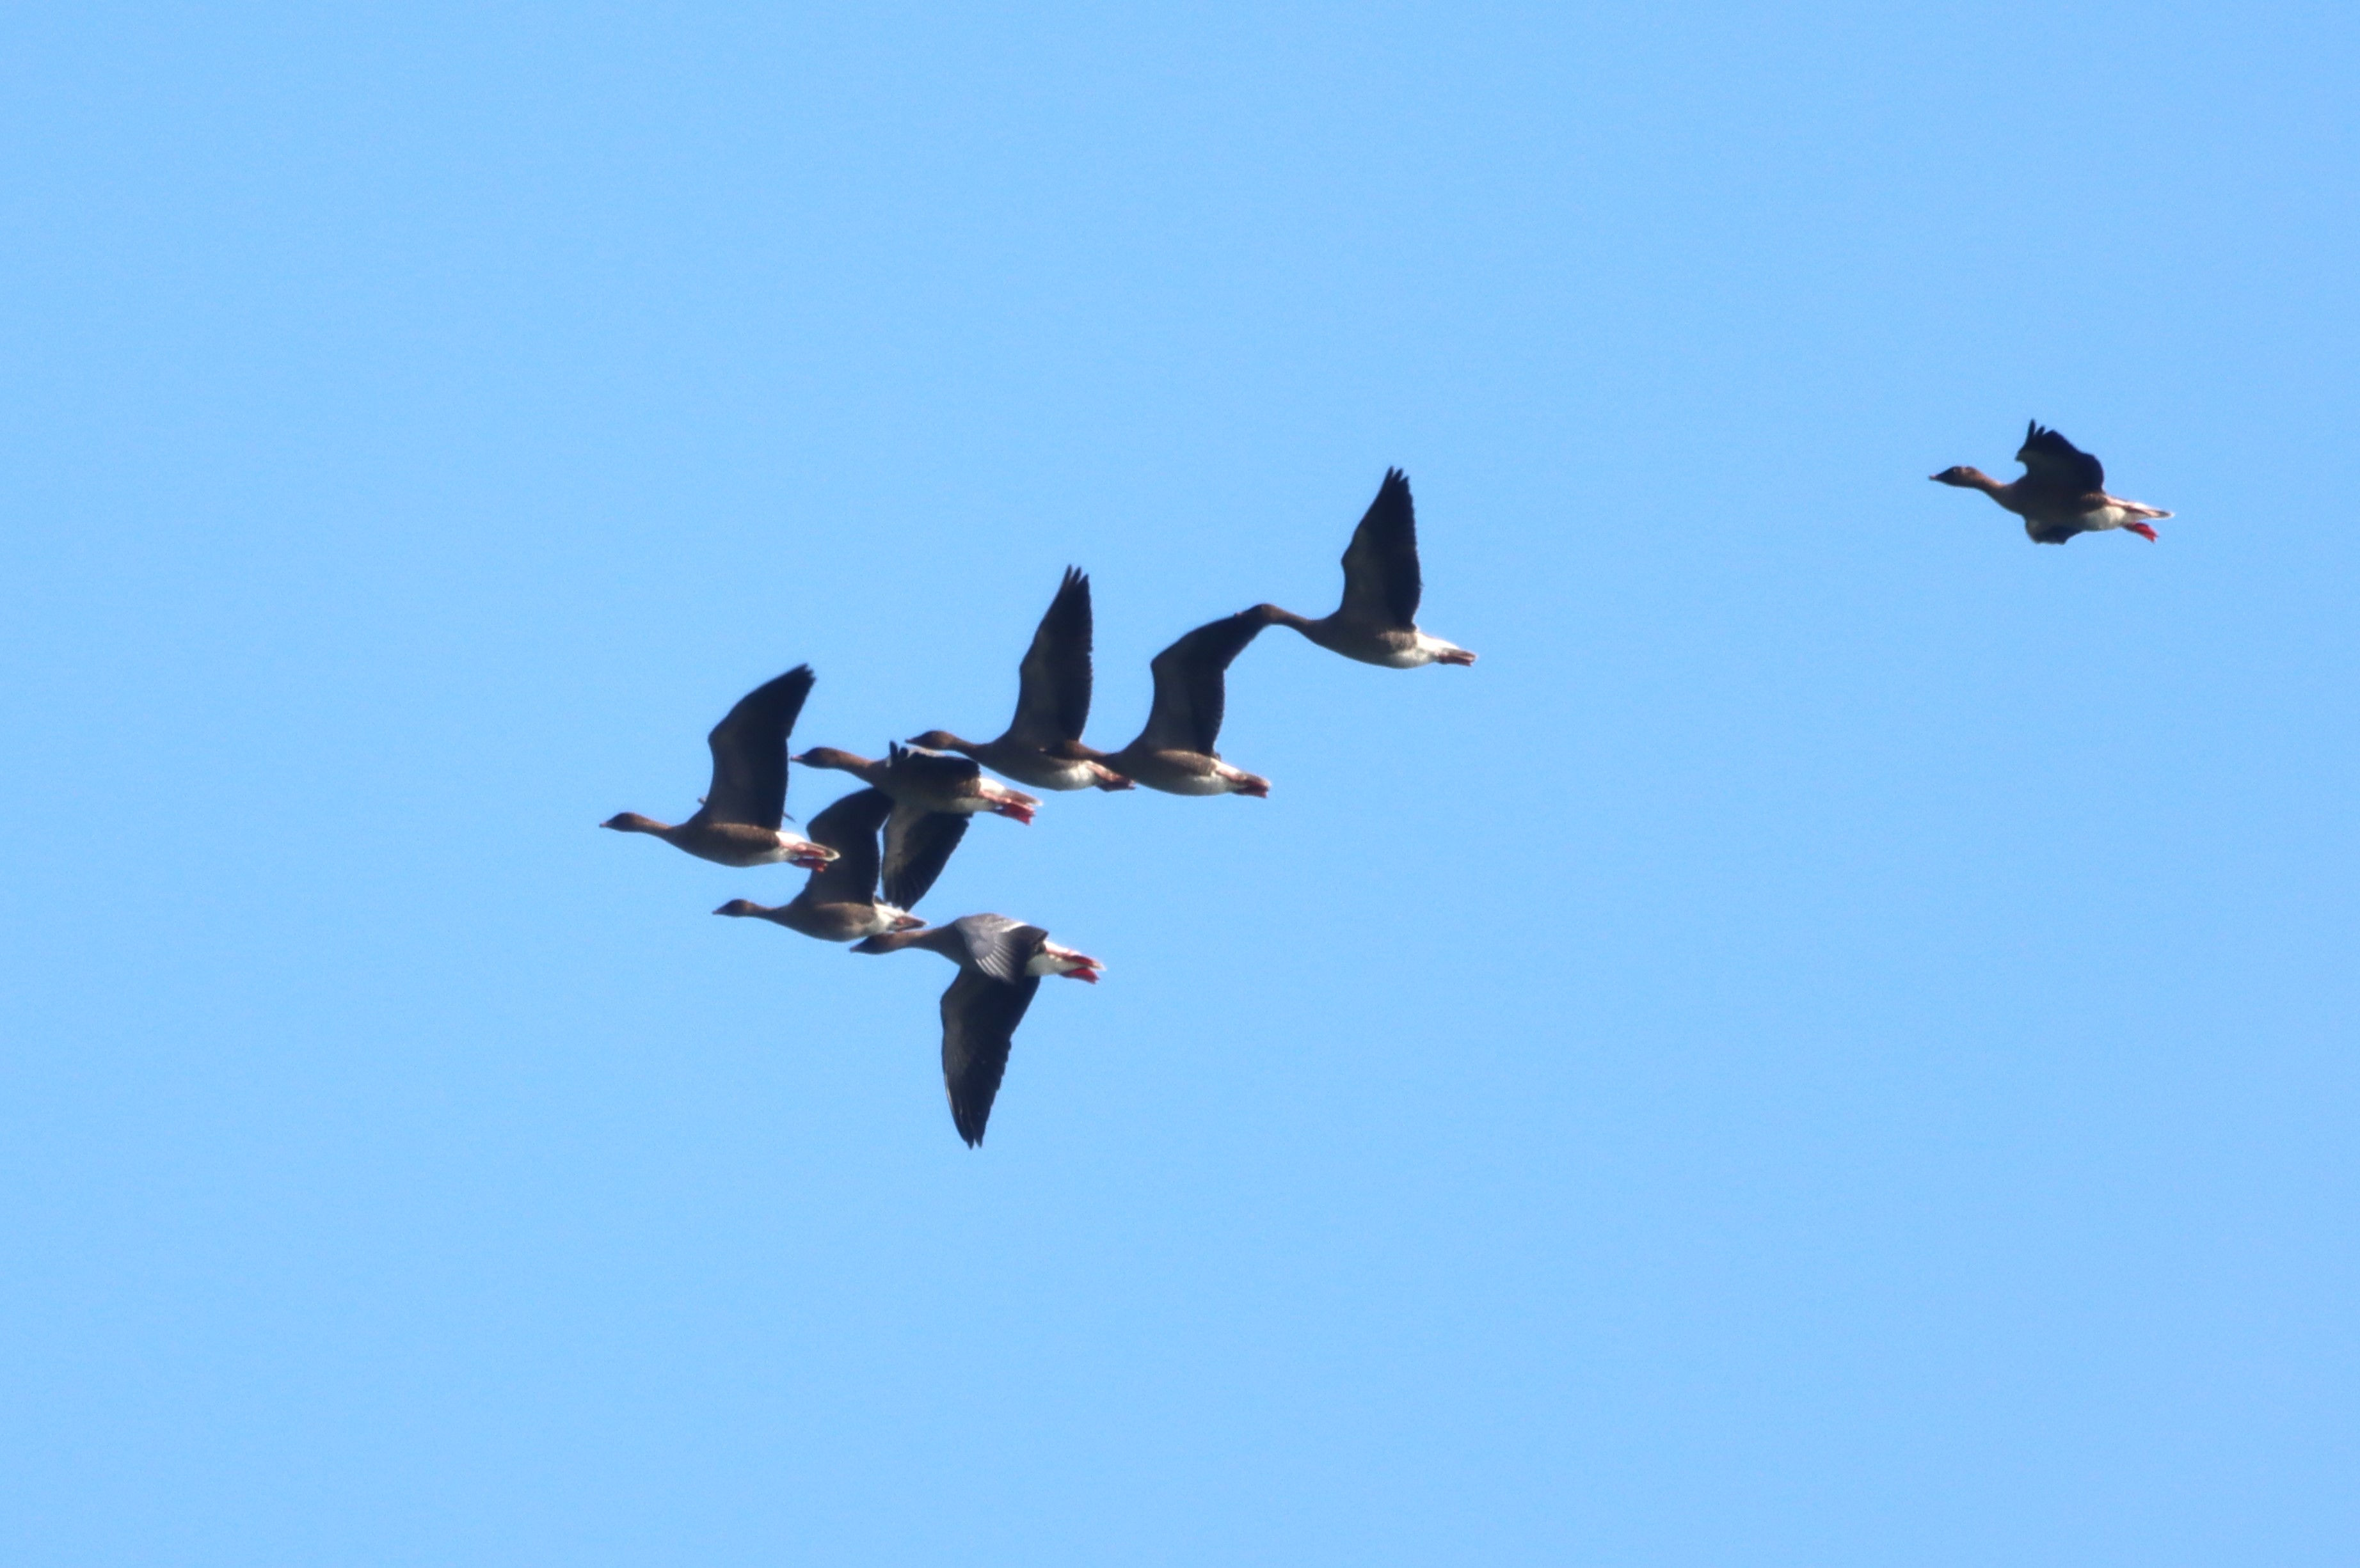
[1100,610,1272,796]
[907,567,1133,791]
[602,665,836,870]
[1250,469,1476,667]
[1933,422,2172,545]
[854,913,1104,1146]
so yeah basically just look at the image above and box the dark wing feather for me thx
[1336,469,1421,629]
[941,968,1039,1147]
[2016,423,2105,492]
[948,914,1046,982]
[1137,612,1266,756]
[1005,567,1094,747]
[701,665,814,829]
[886,741,984,792]
[882,807,969,911]
[801,786,893,904]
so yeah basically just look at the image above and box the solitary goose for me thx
[793,743,1042,910]
[1932,422,2171,545]
[602,665,835,870]
[1100,610,1272,796]
[853,913,1104,1146]
[907,567,1134,792]
[1250,469,1476,667]
[712,788,926,942]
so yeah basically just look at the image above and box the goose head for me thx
[600,812,664,833]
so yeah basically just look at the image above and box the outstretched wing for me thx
[801,786,893,904]
[1336,468,1422,629]
[881,806,969,911]
[940,968,1040,1147]
[948,914,1047,982]
[702,666,814,829]
[2017,423,2105,492]
[1138,611,1266,756]
[1006,567,1094,747]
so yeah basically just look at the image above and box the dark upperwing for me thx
[1005,566,1094,747]
[2016,422,2105,494]
[701,665,815,829]
[886,740,984,792]
[1337,468,1421,630]
[801,786,894,904]
[881,809,969,912]
[1135,611,1266,756]
[948,913,1046,983]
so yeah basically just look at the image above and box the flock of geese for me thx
[605,425,2171,1147]
[605,468,1474,1146]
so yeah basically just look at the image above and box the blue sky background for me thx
[3,2,2356,1562]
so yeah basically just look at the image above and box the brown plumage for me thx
[711,788,927,942]
[601,665,836,870]
[1250,469,1476,667]
[852,914,1104,1146]
[907,567,1133,792]
[1099,610,1273,797]
[1932,422,2172,545]
[791,743,1042,910]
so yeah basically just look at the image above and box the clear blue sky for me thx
[4,3,2356,1562]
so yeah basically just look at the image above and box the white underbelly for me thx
[1022,759,1101,791]
[1151,772,1235,796]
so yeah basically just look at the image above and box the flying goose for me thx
[712,787,926,942]
[1250,469,1476,667]
[792,743,1042,910]
[1932,422,2171,545]
[1099,610,1272,796]
[853,913,1104,1146]
[602,665,835,870]
[907,567,1134,792]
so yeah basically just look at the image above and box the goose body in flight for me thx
[1250,469,1476,667]
[712,787,926,942]
[602,665,835,870]
[853,913,1104,1146]
[1100,610,1272,796]
[793,743,1042,911]
[1932,422,2171,545]
[908,567,1133,792]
